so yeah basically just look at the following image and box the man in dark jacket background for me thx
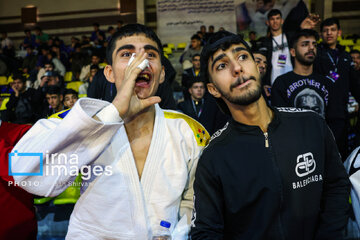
[314,17,360,159]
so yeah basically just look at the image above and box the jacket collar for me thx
[319,42,345,52]
[229,106,281,133]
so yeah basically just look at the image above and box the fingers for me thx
[141,96,161,109]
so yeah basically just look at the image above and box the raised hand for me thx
[301,13,321,30]
[110,48,161,120]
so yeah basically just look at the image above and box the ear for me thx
[266,20,269,26]
[207,83,221,98]
[281,19,284,25]
[104,65,115,83]
[290,48,296,57]
[338,29,342,38]
[159,66,165,84]
[60,95,63,101]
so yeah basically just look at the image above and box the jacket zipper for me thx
[265,130,285,240]
[264,132,269,148]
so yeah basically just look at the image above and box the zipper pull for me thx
[264,132,269,148]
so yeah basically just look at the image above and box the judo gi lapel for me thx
[115,104,165,237]
[140,104,166,199]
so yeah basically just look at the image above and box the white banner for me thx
[156,0,236,45]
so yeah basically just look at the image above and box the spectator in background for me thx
[63,88,78,109]
[42,85,64,117]
[253,50,270,98]
[107,26,116,42]
[52,44,69,70]
[39,70,63,89]
[259,9,319,86]
[22,29,36,49]
[200,25,207,36]
[46,51,66,77]
[314,17,360,159]
[69,43,86,80]
[248,31,259,52]
[79,64,99,95]
[271,29,330,118]
[351,50,360,72]
[22,45,37,75]
[34,27,49,44]
[1,32,14,51]
[79,53,102,81]
[116,20,124,31]
[90,22,105,42]
[177,78,228,135]
[35,61,55,89]
[1,32,15,58]
[181,34,203,69]
[253,51,268,81]
[6,74,42,124]
[205,25,215,42]
[182,54,201,100]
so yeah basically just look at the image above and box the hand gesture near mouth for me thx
[110,48,161,120]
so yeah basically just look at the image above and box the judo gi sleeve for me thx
[10,98,124,197]
[315,120,351,240]
[190,150,224,240]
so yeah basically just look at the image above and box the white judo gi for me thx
[11,98,210,239]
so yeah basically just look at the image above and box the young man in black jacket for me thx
[190,31,350,240]
[314,17,360,159]
[271,29,330,118]
[6,74,42,124]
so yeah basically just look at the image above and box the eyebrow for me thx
[211,53,226,70]
[115,44,160,57]
[211,47,249,70]
[144,44,160,54]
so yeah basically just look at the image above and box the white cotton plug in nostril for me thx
[127,53,149,70]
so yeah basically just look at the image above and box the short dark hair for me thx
[64,88,78,96]
[189,76,205,88]
[192,54,201,61]
[45,85,62,95]
[90,64,100,70]
[106,23,163,66]
[13,74,26,83]
[201,31,253,115]
[252,50,267,58]
[43,61,55,68]
[291,29,319,48]
[320,17,340,31]
[209,25,214,30]
[267,9,282,19]
[93,22,100,27]
[191,34,201,41]
[350,50,360,55]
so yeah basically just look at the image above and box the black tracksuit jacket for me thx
[190,107,350,240]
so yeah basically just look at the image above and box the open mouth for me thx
[135,72,152,88]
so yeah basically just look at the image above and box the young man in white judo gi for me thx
[10,24,209,239]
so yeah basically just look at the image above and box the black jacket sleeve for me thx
[6,93,19,111]
[270,77,290,107]
[315,120,351,240]
[190,150,224,240]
